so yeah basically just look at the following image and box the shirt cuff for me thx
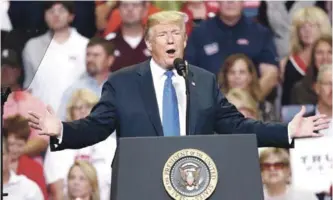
[53,124,64,149]
[287,123,293,144]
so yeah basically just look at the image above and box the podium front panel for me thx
[111,134,264,200]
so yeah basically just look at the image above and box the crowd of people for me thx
[1,1,332,200]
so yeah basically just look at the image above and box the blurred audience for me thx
[3,116,48,200]
[65,160,100,200]
[8,1,96,39]
[58,37,115,120]
[99,1,161,37]
[260,148,318,200]
[226,88,260,120]
[152,1,184,11]
[2,136,44,200]
[185,1,279,103]
[2,49,49,162]
[180,1,219,35]
[280,6,331,106]
[1,1,332,199]
[218,54,277,121]
[23,1,88,113]
[105,1,151,72]
[290,35,332,105]
[305,64,332,136]
[44,89,115,200]
[257,1,330,60]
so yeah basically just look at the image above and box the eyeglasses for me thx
[260,162,288,171]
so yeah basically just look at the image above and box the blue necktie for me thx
[162,71,180,136]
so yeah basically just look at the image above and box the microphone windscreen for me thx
[173,58,186,76]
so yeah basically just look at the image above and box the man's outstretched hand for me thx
[288,106,330,138]
[27,105,62,137]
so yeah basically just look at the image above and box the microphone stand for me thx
[184,73,190,136]
[1,87,11,197]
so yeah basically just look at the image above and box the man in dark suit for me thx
[27,11,330,152]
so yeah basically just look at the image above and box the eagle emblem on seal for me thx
[179,163,203,191]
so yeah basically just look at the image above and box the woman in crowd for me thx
[280,6,331,105]
[44,89,115,200]
[260,148,318,200]
[218,53,276,121]
[65,160,100,200]
[257,1,331,60]
[290,34,332,104]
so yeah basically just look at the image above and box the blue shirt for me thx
[184,14,279,75]
[57,73,107,120]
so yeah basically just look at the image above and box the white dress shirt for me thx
[150,58,187,136]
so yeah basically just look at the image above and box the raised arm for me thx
[28,79,118,151]
[212,74,289,148]
[212,73,329,148]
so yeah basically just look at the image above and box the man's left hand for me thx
[288,106,330,138]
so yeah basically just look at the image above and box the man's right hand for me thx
[27,105,62,137]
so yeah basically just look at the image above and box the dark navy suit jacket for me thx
[50,59,289,151]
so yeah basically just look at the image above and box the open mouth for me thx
[166,49,176,54]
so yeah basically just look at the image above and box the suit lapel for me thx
[137,60,164,136]
[187,67,199,135]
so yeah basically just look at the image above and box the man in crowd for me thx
[105,1,151,72]
[2,134,44,200]
[185,1,279,101]
[57,37,115,120]
[27,11,330,155]
[23,1,88,113]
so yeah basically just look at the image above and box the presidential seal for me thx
[162,149,218,200]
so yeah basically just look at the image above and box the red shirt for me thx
[181,2,219,35]
[106,30,151,72]
[16,156,48,200]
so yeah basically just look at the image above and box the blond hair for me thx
[259,148,290,167]
[290,6,332,54]
[317,64,332,82]
[144,10,187,40]
[67,160,100,200]
[226,88,259,119]
[66,88,99,121]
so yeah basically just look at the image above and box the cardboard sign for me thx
[290,136,333,193]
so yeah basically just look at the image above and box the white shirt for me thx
[26,28,88,113]
[150,58,187,136]
[123,35,142,49]
[3,171,44,200]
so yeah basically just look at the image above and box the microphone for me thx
[173,58,187,77]
[173,58,190,136]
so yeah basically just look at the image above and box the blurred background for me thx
[1,1,332,200]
